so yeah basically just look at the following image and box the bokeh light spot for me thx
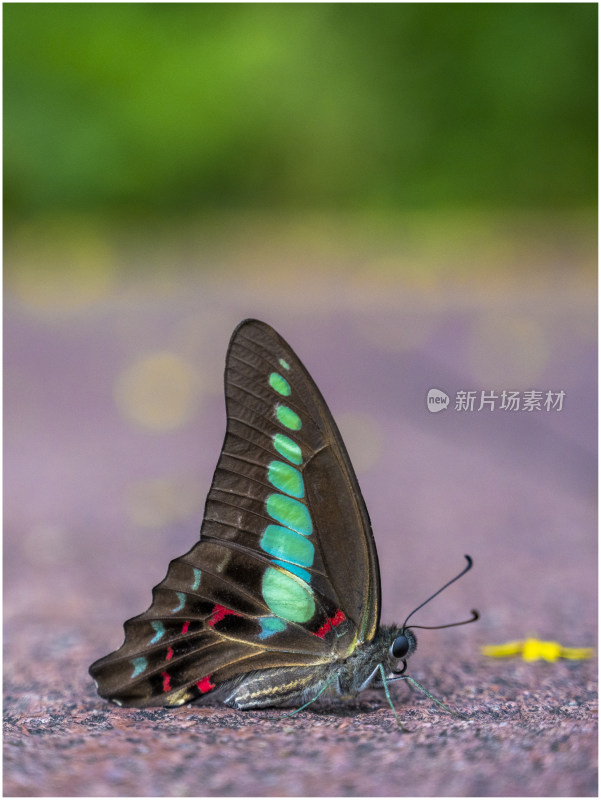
[125,477,202,528]
[469,314,549,387]
[114,351,199,431]
[7,219,116,314]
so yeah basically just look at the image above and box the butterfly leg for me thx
[263,675,339,721]
[383,673,469,720]
[377,664,411,732]
[356,664,381,693]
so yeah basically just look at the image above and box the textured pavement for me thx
[4,236,597,796]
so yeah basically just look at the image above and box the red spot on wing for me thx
[331,609,346,627]
[315,610,346,639]
[196,675,216,694]
[181,620,190,634]
[166,646,174,661]
[208,604,241,627]
[315,620,331,639]
[161,671,171,692]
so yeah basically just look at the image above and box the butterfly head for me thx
[393,555,478,667]
[386,627,417,677]
[390,631,413,660]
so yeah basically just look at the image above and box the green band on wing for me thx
[191,568,202,591]
[272,433,302,465]
[273,559,312,583]
[266,493,313,537]
[149,621,166,644]
[267,460,304,498]
[258,615,287,639]
[278,358,291,371]
[172,592,186,613]
[262,566,315,623]
[131,657,148,678]
[269,372,291,396]
[260,524,315,567]
[276,405,302,431]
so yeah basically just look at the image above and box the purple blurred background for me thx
[5,227,596,652]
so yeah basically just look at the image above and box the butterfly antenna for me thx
[408,609,479,631]
[402,554,475,630]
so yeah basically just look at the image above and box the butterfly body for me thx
[90,319,454,716]
[215,625,417,710]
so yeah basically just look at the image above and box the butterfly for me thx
[90,319,477,726]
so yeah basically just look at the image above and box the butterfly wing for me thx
[90,319,381,707]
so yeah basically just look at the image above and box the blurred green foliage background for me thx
[4,3,597,228]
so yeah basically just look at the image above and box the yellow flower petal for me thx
[523,639,561,662]
[481,641,524,657]
[560,646,595,660]
[483,638,595,662]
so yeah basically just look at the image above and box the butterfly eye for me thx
[391,634,410,659]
